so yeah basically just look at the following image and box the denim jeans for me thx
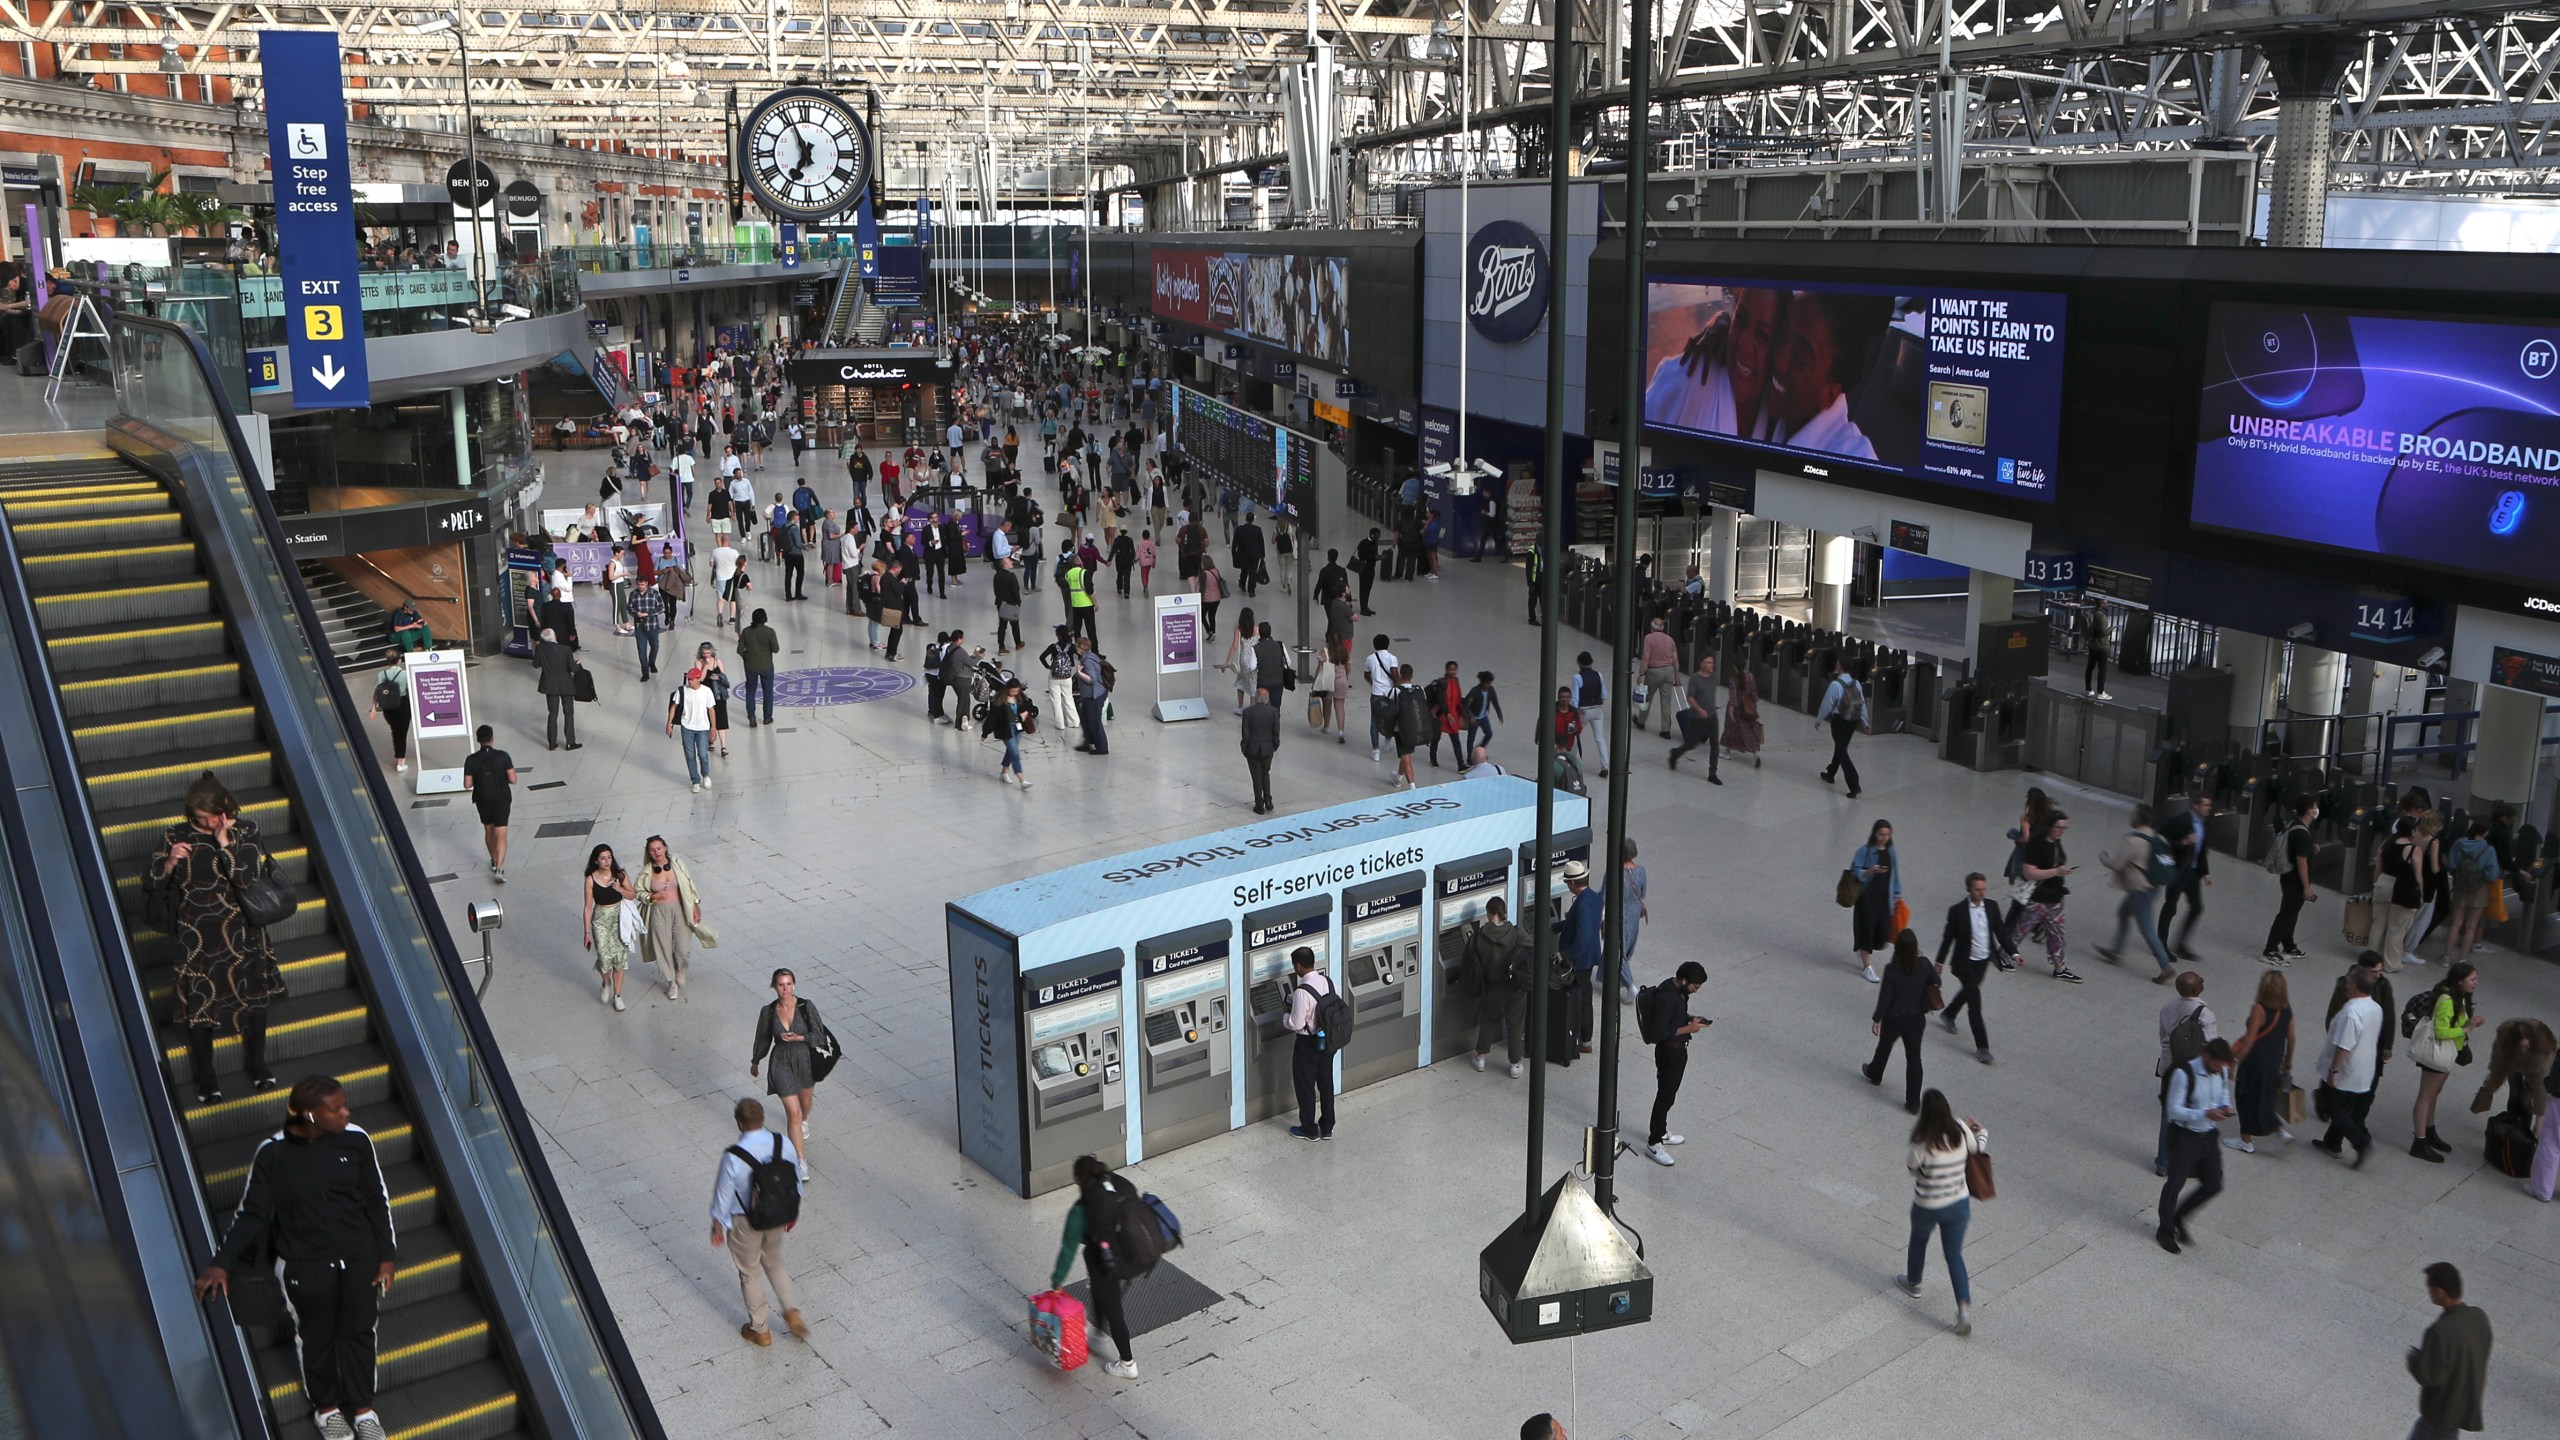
[634,625,660,676]
[742,669,774,723]
[2110,888,2175,974]
[680,726,712,784]
[1905,1199,1971,1304]
[1001,734,1023,777]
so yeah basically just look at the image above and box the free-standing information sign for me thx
[258,31,370,409]
[404,648,472,795]
[1152,592,1209,723]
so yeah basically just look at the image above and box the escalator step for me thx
[198,1087,410,1199]
[22,539,200,589]
[258,1291,496,1412]
[34,578,214,629]
[268,1360,519,1440]
[238,1225,472,1340]
[43,615,230,673]
[0,476,161,501]
[11,509,188,547]
[93,784,291,863]
[57,656,243,718]
[117,841,311,911]
[84,743,279,812]
[161,988,371,1087]
[140,936,346,1009]
[72,699,260,762]
[0,489,173,521]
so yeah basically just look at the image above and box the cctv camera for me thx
[466,900,505,933]
[2286,622,2316,640]
[2417,646,2446,668]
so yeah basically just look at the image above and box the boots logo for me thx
[1464,219,1550,345]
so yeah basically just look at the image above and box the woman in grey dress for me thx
[750,968,824,1181]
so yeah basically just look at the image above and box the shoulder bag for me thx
[1962,1121,1995,1200]
[233,848,297,930]
[1835,871,1863,908]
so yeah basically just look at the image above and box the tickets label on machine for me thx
[1430,850,1513,1063]
[1020,950,1126,1195]
[1340,872,1425,1090]
[1137,922,1235,1155]
[1242,898,1333,1122]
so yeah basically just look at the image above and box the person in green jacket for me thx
[2408,962,2486,1163]
[1047,1155,1138,1380]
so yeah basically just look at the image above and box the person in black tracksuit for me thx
[198,1075,397,1440]
[1640,962,1710,1166]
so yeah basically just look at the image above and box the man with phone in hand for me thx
[2156,1038,2237,1254]
[1639,961,1711,1168]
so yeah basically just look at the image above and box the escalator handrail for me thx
[106,314,666,1440]
[0,465,265,1438]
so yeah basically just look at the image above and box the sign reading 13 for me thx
[739,86,871,223]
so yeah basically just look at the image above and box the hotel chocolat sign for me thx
[1464,219,1550,345]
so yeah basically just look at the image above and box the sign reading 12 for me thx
[740,86,871,223]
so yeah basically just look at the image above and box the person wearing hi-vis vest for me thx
[1062,553,1098,648]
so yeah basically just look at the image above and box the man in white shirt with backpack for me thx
[1283,947,1339,1141]
[709,1098,806,1347]
[1814,657,1868,798]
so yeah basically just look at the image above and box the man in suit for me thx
[1933,872,2017,1065]
[2156,793,2214,962]
[1232,509,1267,598]
[1352,528,1382,615]
[1240,685,1281,814]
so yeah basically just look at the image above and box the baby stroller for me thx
[967,653,1036,735]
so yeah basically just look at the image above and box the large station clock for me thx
[738,86,872,222]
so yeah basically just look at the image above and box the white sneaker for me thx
[1508,1062,1522,1078]
[1102,1358,1139,1380]
[1018,777,1032,790]
[2223,1137,2254,1153]
[1471,1055,1486,1072]
[1660,1134,1685,1146]
[600,978,612,1006]
[1371,747,1381,762]
[690,781,703,793]
[316,1413,355,1440]
[612,994,626,1011]
[1862,965,1881,983]
[351,1415,388,1440]
[394,760,407,773]
[1646,1143,1676,1167]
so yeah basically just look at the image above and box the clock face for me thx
[740,86,870,222]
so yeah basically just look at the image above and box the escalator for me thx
[0,316,661,1440]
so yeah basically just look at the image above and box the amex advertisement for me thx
[1642,277,2065,500]
[2191,302,2560,588]
[1152,248,1351,369]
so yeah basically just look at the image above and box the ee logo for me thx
[302,305,345,342]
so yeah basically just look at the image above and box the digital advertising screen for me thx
[2191,301,2560,588]
[1641,276,2066,501]
[1152,247,1351,369]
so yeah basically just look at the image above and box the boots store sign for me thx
[1464,220,1550,345]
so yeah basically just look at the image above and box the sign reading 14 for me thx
[740,86,871,223]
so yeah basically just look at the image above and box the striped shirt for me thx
[1908,1125,1987,1209]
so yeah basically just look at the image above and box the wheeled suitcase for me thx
[16,341,43,377]
[1029,1289,1088,1371]
[2486,1109,2538,1178]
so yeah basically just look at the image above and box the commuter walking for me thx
[2376,816,2428,975]
[2261,795,2321,964]
[1638,961,1709,1167]
[1389,664,1426,790]
[2406,1262,2492,1439]
[2152,972,2220,1174]
[2155,1038,2236,1253]
[1283,946,1337,1139]
[1863,930,1934,1112]
[2404,811,2450,969]
[1666,651,1722,783]
[1617,839,1650,1002]
[1463,669,1505,757]
[2095,805,2177,981]
[1464,896,1528,1078]
[694,644,735,756]
[1046,1156,1142,1379]
[639,835,710,1000]
[2082,606,2112,699]
[1073,636,1111,755]
[2012,810,2084,983]
[776,514,808,600]
[629,575,669,680]
[561,815,634,1001]
[1063,552,1099,647]
[709,1098,806,1347]
[1241,684,1281,814]
[986,677,1031,789]
[1040,625,1079,737]
[1362,634,1403,761]
[367,660,412,774]
[1424,660,1468,768]
[1555,860,1602,1056]
[750,969,826,1182]
[1894,1090,1984,1336]
[2156,793,2214,960]
[2314,961,2387,1166]
[667,668,718,792]
[736,609,780,726]
[1639,618,1681,738]
[148,772,287,1105]
[993,558,1025,653]
[461,726,515,882]
[2443,820,2504,961]
[2228,971,2294,1152]
[2408,962,2486,1162]
[1814,656,1868,798]
[534,627,582,751]
[1570,651,1609,777]
[1934,873,2014,1065]
[196,1074,398,1440]
[1847,819,1903,983]
[1197,556,1227,636]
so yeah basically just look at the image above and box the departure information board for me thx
[1169,382,1321,528]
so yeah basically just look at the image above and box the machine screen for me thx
[1030,1043,1075,1080]
[1348,951,1382,988]
[1248,979,1289,1016]
[1144,1011,1182,1046]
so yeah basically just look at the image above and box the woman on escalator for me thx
[149,772,288,1105]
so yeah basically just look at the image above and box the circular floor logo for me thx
[770,667,917,706]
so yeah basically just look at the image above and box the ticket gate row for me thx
[1003,829,1594,1190]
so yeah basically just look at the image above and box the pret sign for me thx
[1463,219,1551,345]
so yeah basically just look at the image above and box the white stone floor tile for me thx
[372,439,2560,1438]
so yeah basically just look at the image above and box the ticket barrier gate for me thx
[1020,950,1127,1197]
[1340,872,1426,1091]
[1242,898,1331,1123]
[1775,632,1816,710]
[1431,851,1513,1063]
[1136,923,1235,1157]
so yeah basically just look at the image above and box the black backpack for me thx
[1302,978,1354,1055]
[1089,1173,1170,1280]
[1635,984,1665,1045]
[2167,1001,2210,1072]
[726,1132,800,1231]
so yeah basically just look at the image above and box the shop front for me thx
[788,348,948,450]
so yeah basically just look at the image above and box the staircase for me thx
[854,297,892,344]
[2,462,532,1440]
[298,560,397,672]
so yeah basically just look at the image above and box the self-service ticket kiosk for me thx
[1519,827,1595,929]
[1136,923,1234,1157]
[1242,898,1332,1122]
[1019,950,1126,1196]
[1431,850,1513,1062]
[1340,871,1425,1091]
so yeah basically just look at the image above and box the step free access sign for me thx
[259,30,370,409]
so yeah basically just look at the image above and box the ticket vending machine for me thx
[1020,950,1126,1196]
[1340,871,1426,1091]
[1430,849,1512,1063]
[1519,827,1595,929]
[1242,898,1332,1122]
[1136,923,1235,1158]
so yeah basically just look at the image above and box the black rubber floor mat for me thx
[1065,1261,1221,1337]
[534,819,595,838]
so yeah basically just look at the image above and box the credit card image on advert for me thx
[2199,307,2367,441]
[2371,407,2560,574]
[1925,382,1991,449]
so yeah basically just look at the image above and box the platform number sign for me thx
[2352,592,2418,645]
[257,30,370,408]
[739,86,872,223]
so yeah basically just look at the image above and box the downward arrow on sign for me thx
[311,355,347,390]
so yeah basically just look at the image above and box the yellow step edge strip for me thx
[63,660,237,692]
[266,1320,488,1402]
[87,749,273,787]
[76,703,255,740]
[47,619,223,648]
[0,481,163,500]
[202,1113,405,1185]
[146,948,345,1008]
[102,795,289,839]
[27,541,196,568]
[163,1001,366,1065]
[130,894,321,947]
[15,513,176,534]
[390,1391,515,1440]
[122,847,308,892]
[36,579,207,604]
[4,495,170,514]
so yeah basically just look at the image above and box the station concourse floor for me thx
[376,443,2559,1440]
